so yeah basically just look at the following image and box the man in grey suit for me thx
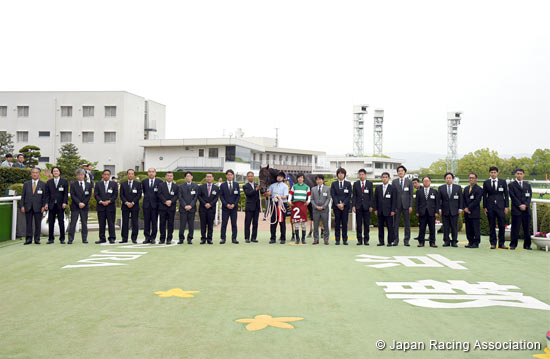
[21,167,47,245]
[311,174,331,245]
[178,171,199,244]
[392,165,414,246]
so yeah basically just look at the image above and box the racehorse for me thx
[258,165,321,240]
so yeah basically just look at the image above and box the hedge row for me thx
[0,168,31,194]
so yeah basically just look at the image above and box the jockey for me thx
[289,173,311,244]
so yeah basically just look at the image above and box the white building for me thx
[0,91,165,174]
[327,155,404,179]
[141,137,328,175]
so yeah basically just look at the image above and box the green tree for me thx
[420,158,447,175]
[0,132,15,157]
[457,148,503,177]
[530,148,550,176]
[19,145,41,167]
[500,156,533,177]
[56,143,87,181]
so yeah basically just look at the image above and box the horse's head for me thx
[258,164,275,194]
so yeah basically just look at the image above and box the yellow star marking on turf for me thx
[154,288,200,298]
[235,315,304,331]
[533,347,550,359]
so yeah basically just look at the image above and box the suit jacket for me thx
[391,177,414,209]
[437,184,464,216]
[21,180,47,212]
[198,183,219,211]
[310,184,331,211]
[219,181,240,209]
[141,178,163,209]
[70,180,92,211]
[120,180,142,209]
[416,187,439,217]
[330,180,352,210]
[94,180,118,212]
[508,180,532,216]
[482,178,509,210]
[158,181,179,212]
[178,182,199,212]
[45,177,69,207]
[352,180,374,210]
[243,182,261,212]
[374,184,398,217]
[462,184,483,219]
[13,162,25,168]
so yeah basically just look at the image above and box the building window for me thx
[198,149,204,157]
[38,157,49,163]
[60,131,72,143]
[105,106,117,117]
[38,131,50,137]
[266,154,270,161]
[104,131,116,143]
[16,131,28,142]
[83,106,94,117]
[208,148,218,158]
[375,162,383,169]
[82,131,94,143]
[61,106,72,117]
[0,106,7,117]
[104,165,115,173]
[226,146,236,162]
[259,154,263,161]
[17,106,29,117]
[279,155,282,163]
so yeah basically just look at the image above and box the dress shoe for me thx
[342,241,347,245]
[245,239,250,243]
[404,241,410,247]
[387,243,392,247]
[524,247,532,250]
[47,240,55,244]
[109,240,115,244]
[313,241,319,245]
[430,244,438,248]
[442,243,450,247]
[465,245,472,248]
[60,241,65,244]
[418,244,425,247]
[324,241,329,245]
[365,242,370,246]
[131,240,137,244]
[95,240,106,244]
[166,241,172,245]
[301,239,306,244]
[177,240,184,244]
[83,240,88,244]
[68,241,73,244]
[207,240,213,244]
[280,240,285,244]
[119,240,128,244]
[187,240,193,244]
[24,240,32,245]
[269,240,276,244]
[142,239,150,244]
[251,239,258,243]
[150,240,156,245]
[200,240,206,245]
[159,241,165,244]
[498,245,509,249]
[357,242,363,246]
[451,243,458,248]
[335,241,340,245]
[377,243,384,246]
[509,247,516,250]
[34,241,40,244]
[232,240,239,244]
[490,245,496,249]
[220,240,226,244]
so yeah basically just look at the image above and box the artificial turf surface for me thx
[1,229,549,359]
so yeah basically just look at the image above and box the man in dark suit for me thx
[243,171,261,243]
[21,167,46,245]
[141,168,163,244]
[68,168,92,244]
[483,166,510,249]
[178,171,198,244]
[158,171,179,244]
[352,168,373,245]
[509,168,532,250]
[437,172,464,247]
[463,172,483,248]
[374,172,398,246]
[94,169,118,244]
[45,166,69,244]
[198,172,219,244]
[120,169,142,244]
[219,169,240,244]
[416,176,439,247]
[330,168,352,245]
[392,165,414,246]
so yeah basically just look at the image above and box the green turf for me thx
[1,229,549,359]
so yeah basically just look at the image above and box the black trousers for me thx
[97,210,116,242]
[511,212,531,248]
[221,207,238,240]
[244,209,260,240]
[334,207,349,241]
[355,208,371,244]
[179,209,196,241]
[270,208,286,241]
[159,209,176,242]
[199,208,215,241]
[121,208,139,241]
[48,203,65,241]
[377,214,394,245]
[143,207,159,241]
[442,214,459,245]
[25,209,42,242]
[464,214,480,246]
[487,207,506,246]
[418,214,436,245]
[68,208,88,242]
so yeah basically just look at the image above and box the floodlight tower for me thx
[373,109,384,156]
[352,105,368,156]
[446,111,462,174]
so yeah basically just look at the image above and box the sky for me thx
[1,0,548,158]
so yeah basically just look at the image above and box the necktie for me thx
[520,181,523,189]
[208,184,211,196]
[493,180,497,191]
[448,185,451,198]
[400,179,403,189]
[361,181,365,192]
[105,181,108,192]
[150,180,153,189]
[32,181,36,194]
[469,185,472,194]
[340,181,343,190]
[383,185,387,196]
[168,183,171,192]
[229,182,232,191]
[318,186,321,196]
[129,181,132,189]
[425,188,429,199]
[81,182,85,192]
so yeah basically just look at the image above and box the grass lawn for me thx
[1,229,549,359]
